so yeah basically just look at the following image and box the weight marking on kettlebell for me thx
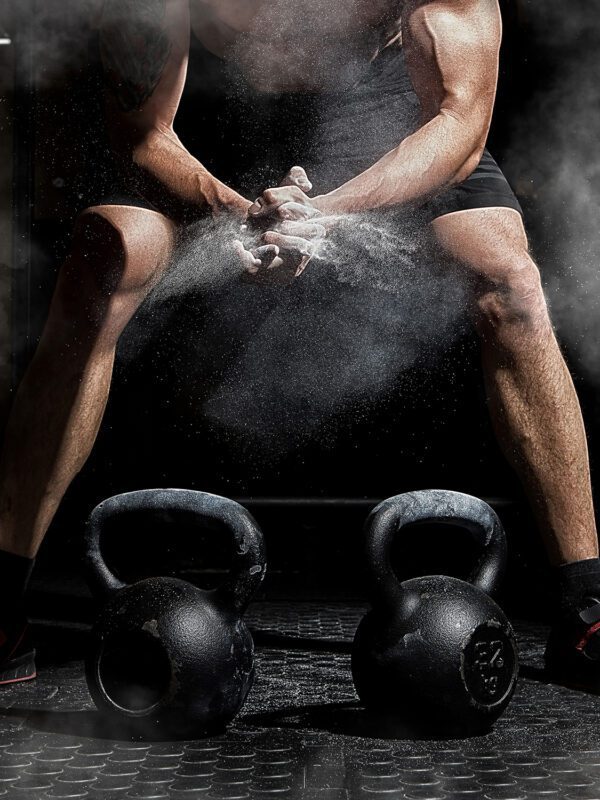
[462,626,517,707]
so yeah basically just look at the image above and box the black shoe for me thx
[545,599,600,692]
[0,617,36,685]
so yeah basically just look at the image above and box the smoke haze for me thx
[133,212,470,447]
[503,1,600,382]
[5,0,600,448]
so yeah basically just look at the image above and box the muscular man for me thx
[0,0,597,689]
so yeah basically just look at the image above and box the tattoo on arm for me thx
[99,0,172,112]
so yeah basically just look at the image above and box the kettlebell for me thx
[84,488,266,736]
[352,489,518,733]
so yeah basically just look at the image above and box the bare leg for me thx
[432,207,597,566]
[0,205,175,558]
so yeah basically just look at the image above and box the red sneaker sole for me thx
[0,652,36,685]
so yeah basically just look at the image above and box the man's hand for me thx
[248,167,322,224]
[239,167,326,284]
[233,221,326,284]
[232,240,282,276]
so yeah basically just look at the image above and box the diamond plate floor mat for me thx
[0,603,600,799]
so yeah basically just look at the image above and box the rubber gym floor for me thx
[1,601,599,800]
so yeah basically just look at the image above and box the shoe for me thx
[0,617,36,685]
[545,599,600,692]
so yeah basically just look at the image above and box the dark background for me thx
[5,0,600,615]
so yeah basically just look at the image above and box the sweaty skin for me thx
[0,0,596,575]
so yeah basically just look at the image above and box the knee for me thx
[56,206,173,328]
[473,253,551,345]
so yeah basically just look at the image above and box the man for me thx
[0,0,597,689]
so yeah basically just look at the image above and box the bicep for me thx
[402,0,501,131]
[99,0,190,134]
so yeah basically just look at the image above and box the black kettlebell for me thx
[352,490,518,733]
[84,489,266,736]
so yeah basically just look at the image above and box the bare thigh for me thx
[431,207,549,331]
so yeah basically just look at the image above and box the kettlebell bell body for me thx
[84,489,266,736]
[352,490,518,732]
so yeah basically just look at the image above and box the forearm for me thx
[122,125,251,220]
[314,112,484,216]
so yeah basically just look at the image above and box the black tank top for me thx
[175,33,420,198]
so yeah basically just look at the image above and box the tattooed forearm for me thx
[99,0,172,112]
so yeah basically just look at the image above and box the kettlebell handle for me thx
[364,489,507,605]
[84,489,266,613]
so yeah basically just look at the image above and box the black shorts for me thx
[90,40,522,223]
